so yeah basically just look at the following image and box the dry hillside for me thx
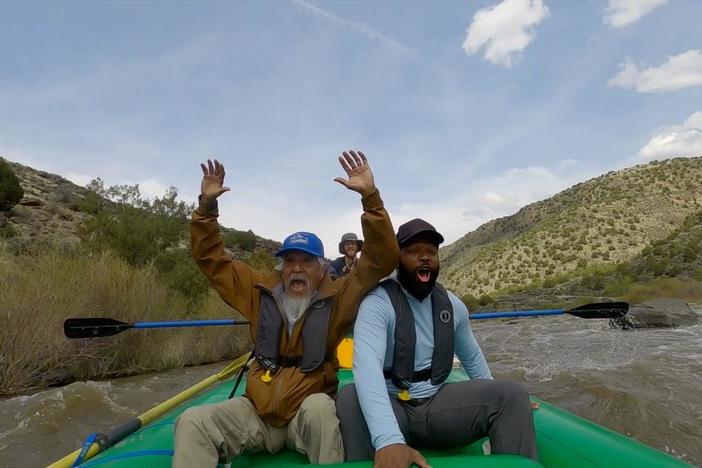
[0,160,280,256]
[440,157,702,298]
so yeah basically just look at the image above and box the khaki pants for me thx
[172,393,344,467]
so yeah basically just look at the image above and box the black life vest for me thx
[254,286,332,373]
[380,279,454,390]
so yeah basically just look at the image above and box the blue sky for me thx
[2,0,701,252]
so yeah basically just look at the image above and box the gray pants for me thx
[336,380,538,461]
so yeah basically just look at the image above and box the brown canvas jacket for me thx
[190,189,398,426]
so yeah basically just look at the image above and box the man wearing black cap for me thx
[336,218,538,467]
[328,232,363,279]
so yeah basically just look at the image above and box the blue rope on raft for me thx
[79,450,174,468]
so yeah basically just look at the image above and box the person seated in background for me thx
[328,232,363,279]
[336,218,539,468]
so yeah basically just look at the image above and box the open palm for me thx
[334,151,375,197]
[200,159,231,201]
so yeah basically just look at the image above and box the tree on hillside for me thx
[0,158,24,211]
[79,180,211,305]
[80,180,192,265]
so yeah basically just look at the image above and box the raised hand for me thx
[334,150,376,197]
[200,159,231,202]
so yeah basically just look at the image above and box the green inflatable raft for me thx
[49,353,691,467]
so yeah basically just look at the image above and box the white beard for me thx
[281,294,311,334]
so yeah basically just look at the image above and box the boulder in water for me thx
[609,298,699,329]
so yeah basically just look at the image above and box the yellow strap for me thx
[398,389,411,401]
[261,369,272,383]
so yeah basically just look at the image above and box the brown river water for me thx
[1,306,700,467]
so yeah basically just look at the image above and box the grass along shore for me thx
[3,234,701,396]
[0,241,251,396]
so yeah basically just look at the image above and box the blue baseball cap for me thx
[275,231,325,258]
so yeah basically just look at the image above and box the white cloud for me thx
[291,0,411,56]
[604,0,668,28]
[136,178,171,200]
[479,192,507,206]
[639,111,702,160]
[608,50,702,93]
[462,0,550,67]
[217,183,366,260]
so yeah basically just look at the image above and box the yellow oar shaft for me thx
[48,352,250,468]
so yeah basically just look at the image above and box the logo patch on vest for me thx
[439,309,451,323]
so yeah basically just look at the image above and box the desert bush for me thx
[78,180,213,303]
[461,294,480,312]
[603,274,633,296]
[0,223,16,239]
[0,158,23,211]
[80,182,191,266]
[478,294,494,306]
[224,229,257,251]
[244,248,277,272]
[582,270,608,290]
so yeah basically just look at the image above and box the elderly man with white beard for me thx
[172,151,399,467]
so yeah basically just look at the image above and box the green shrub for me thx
[542,277,558,289]
[153,250,210,308]
[80,182,192,266]
[77,181,220,305]
[478,294,494,306]
[0,224,16,239]
[603,274,633,296]
[224,229,257,251]
[243,248,277,271]
[583,271,607,290]
[461,294,480,312]
[0,159,23,211]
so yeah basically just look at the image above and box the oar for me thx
[48,353,251,468]
[469,301,629,320]
[64,317,250,339]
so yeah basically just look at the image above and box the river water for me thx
[1,307,700,467]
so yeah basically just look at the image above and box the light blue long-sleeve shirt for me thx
[352,280,492,451]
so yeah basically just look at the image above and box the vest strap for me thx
[383,367,432,383]
[280,353,335,368]
[281,355,303,367]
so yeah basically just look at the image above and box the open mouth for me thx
[416,266,431,283]
[289,278,308,293]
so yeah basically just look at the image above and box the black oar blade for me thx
[64,317,133,339]
[566,302,629,319]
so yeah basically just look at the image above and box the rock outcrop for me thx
[609,298,699,329]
